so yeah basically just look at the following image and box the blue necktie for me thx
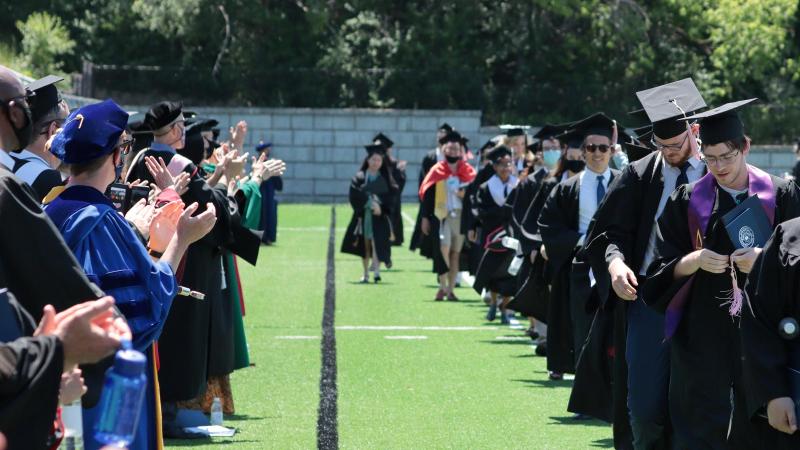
[675,161,690,191]
[596,174,605,205]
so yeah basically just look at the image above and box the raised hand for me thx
[230,120,248,150]
[148,201,185,253]
[145,156,178,190]
[176,202,217,245]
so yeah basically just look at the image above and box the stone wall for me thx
[121,105,798,203]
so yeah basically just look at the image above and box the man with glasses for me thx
[9,75,68,201]
[538,113,620,419]
[582,79,707,449]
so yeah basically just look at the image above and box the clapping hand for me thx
[230,120,247,150]
[148,201,185,253]
[125,199,156,240]
[175,202,217,245]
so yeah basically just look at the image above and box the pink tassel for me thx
[728,268,743,317]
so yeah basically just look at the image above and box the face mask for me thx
[612,151,629,169]
[445,155,461,164]
[543,150,560,168]
[3,102,34,151]
[564,159,585,173]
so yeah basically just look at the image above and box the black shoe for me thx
[572,413,592,421]
[374,275,382,283]
[359,276,369,284]
[535,343,547,357]
[525,328,540,340]
[163,424,209,440]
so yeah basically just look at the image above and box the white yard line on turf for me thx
[275,335,320,340]
[384,335,428,340]
[400,211,416,227]
[336,325,500,331]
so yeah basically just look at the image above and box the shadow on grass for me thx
[226,414,268,421]
[344,281,395,285]
[590,437,614,448]
[512,378,572,389]
[480,339,533,346]
[166,439,260,447]
[548,416,609,427]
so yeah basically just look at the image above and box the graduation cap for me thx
[438,130,462,145]
[505,127,526,138]
[636,78,706,140]
[479,139,497,154]
[533,123,570,141]
[557,129,584,150]
[526,141,541,152]
[256,141,272,152]
[144,101,184,135]
[438,123,453,132]
[622,141,654,163]
[679,98,758,146]
[25,75,64,124]
[185,117,218,134]
[569,112,618,140]
[365,143,387,156]
[487,145,512,163]
[50,99,129,164]
[373,132,394,149]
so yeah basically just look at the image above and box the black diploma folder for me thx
[720,194,772,249]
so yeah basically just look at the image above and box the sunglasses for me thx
[584,144,611,153]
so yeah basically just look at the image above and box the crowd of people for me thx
[0,64,286,450]
[346,77,800,449]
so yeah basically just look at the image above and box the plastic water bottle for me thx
[93,341,147,447]
[59,400,84,450]
[210,397,223,426]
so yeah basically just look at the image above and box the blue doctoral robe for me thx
[259,176,281,243]
[45,185,178,450]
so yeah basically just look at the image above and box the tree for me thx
[16,11,75,78]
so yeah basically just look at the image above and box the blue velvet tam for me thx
[50,99,129,164]
[255,141,273,152]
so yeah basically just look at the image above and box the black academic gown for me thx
[388,158,406,247]
[341,171,396,264]
[0,290,64,450]
[506,167,551,320]
[127,147,259,400]
[409,149,439,253]
[643,175,800,449]
[741,218,800,449]
[461,164,495,276]
[472,179,516,297]
[420,182,450,276]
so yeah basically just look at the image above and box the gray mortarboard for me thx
[439,130,462,145]
[373,132,394,148]
[487,145,512,163]
[365,143,387,156]
[25,75,64,123]
[144,101,185,135]
[678,98,758,146]
[636,78,706,140]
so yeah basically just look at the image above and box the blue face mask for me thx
[612,151,629,169]
[543,149,561,168]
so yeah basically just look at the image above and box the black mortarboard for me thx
[26,75,63,124]
[622,141,654,163]
[144,101,184,134]
[487,145,512,163]
[679,98,758,146]
[570,113,616,140]
[557,130,584,149]
[636,78,706,139]
[526,141,541,152]
[365,144,387,156]
[439,123,453,132]
[533,123,570,141]
[505,127,526,138]
[185,117,218,134]
[460,135,469,148]
[479,139,496,154]
[373,132,394,148]
[439,130,462,145]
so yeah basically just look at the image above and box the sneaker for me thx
[535,343,547,357]
[548,371,563,380]
[486,304,497,321]
[482,291,492,306]
[447,292,459,302]
[525,328,540,340]
[358,276,369,284]
[500,313,510,325]
[435,289,445,301]
[374,275,382,283]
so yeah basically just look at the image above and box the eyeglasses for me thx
[702,149,740,166]
[652,132,689,152]
[117,138,135,155]
[584,144,610,153]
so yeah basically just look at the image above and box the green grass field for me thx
[165,204,614,449]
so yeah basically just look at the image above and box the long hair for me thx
[359,153,398,190]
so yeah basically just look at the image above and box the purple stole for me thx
[663,164,775,339]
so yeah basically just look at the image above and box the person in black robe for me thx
[472,146,518,323]
[581,79,708,449]
[373,133,406,253]
[409,123,451,255]
[740,218,800,449]
[461,140,497,281]
[341,144,398,282]
[125,101,260,438]
[643,99,800,449]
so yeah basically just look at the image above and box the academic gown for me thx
[9,151,64,202]
[471,179,516,297]
[126,146,260,402]
[643,175,800,449]
[45,185,179,450]
[461,164,496,276]
[0,166,108,406]
[340,171,396,264]
[409,149,439,253]
[388,158,406,247]
[506,167,551,320]
[538,170,618,374]
[420,183,450,276]
[259,176,282,244]
[741,218,800,449]
[0,290,64,450]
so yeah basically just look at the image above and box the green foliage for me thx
[15,11,75,78]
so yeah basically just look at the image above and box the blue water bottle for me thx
[93,340,147,447]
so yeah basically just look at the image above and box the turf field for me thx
[165,204,614,449]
